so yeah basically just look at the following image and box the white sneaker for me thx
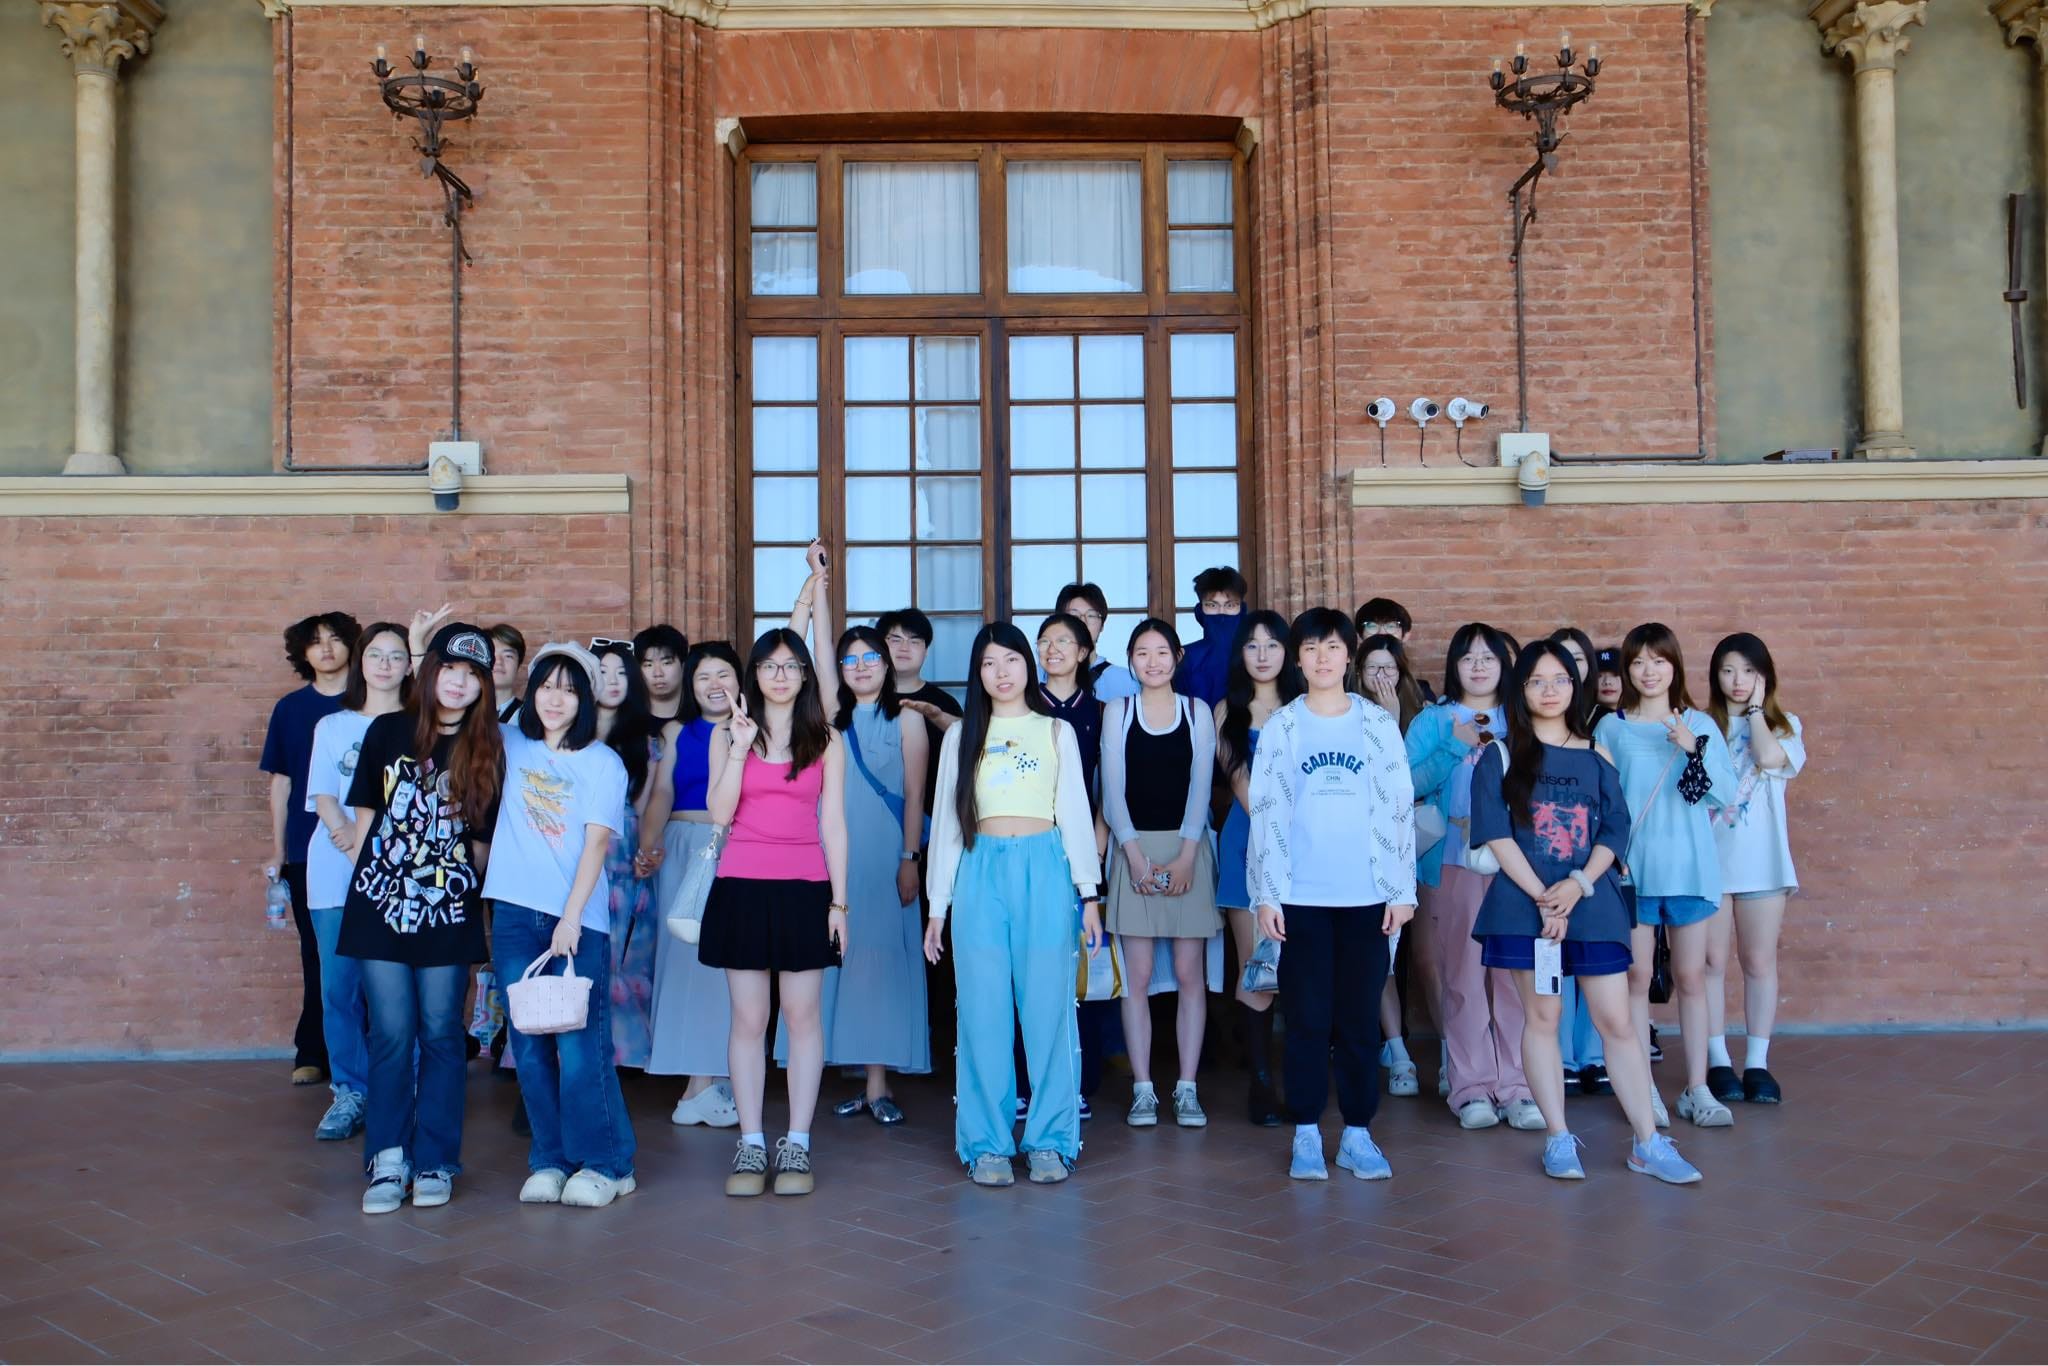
[1503,1098,1546,1131]
[1387,1062,1420,1097]
[519,1168,568,1203]
[1650,1090,1671,1128]
[412,1171,453,1208]
[561,1169,637,1208]
[1677,1084,1735,1128]
[1458,1100,1502,1130]
[671,1083,740,1128]
[362,1147,409,1215]
[1437,1070,1450,1099]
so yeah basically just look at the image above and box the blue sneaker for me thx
[1542,1132,1586,1180]
[1334,1127,1392,1181]
[1629,1133,1703,1185]
[1289,1131,1328,1181]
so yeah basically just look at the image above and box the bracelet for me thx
[827,903,847,915]
[1568,869,1596,899]
[899,850,919,862]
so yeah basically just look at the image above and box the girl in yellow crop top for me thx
[921,622,1103,1186]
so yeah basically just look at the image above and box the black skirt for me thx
[697,876,839,973]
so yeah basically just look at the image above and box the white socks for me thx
[1173,1080,1197,1098]
[1384,1037,1412,1066]
[1746,1036,1771,1071]
[1707,1035,1731,1069]
[787,1131,811,1151]
[1133,1081,1156,1098]
[741,1131,765,1148]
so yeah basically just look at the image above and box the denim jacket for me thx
[1404,702,1473,890]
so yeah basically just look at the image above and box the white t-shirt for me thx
[1714,714,1805,895]
[482,727,629,932]
[1287,707,1379,907]
[303,710,376,910]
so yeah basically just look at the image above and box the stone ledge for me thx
[1350,459,2048,508]
[258,0,1692,26]
[0,473,631,517]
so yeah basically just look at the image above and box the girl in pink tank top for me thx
[719,751,827,881]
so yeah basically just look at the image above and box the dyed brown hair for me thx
[410,650,503,819]
[1617,621,1697,713]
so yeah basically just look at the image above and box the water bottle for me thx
[264,868,291,931]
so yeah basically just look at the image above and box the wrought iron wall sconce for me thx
[1489,36,1602,433]
[369,36,484,443]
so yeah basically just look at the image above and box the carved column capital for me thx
[1811,0,1926,72]
[1688,0,1718,18]
[39,0,164,78]
[1992,0,2048,64]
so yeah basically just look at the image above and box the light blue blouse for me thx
[1592,708,1736,901]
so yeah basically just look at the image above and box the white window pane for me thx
[1011,545,1077,613]
[1171,402,1236,469]
[751,163,817,227]
[926,616,980,687]
[916,547,983,611]
[1170,333,1236,398]
[1173,541,1239,606]
[846,546,910,614]
[1010,406,1075,470]
[1176,612,1200,644]
[1011,475,1077,540]
[1007,161,1142,294]
[1080,404,1145,469]
[1081,474,1146,538]
[1077,335,1144,399]
[1167,161,1232,225]
[752,407,817,472]
[915,337,980,401]
[1082,543,1148,612]
[753,547,809,614]
[916,477,982,540]
[845,406,909,472]
[753,477,817,541]
[1097,613,1143,667]
[1174,472,1238,539]
[844,162,979,295]
[751,233,818,296]
[751,617,786,648]
[845,337,909,401]
[751,337,817,401]
[1168,230,1234,293]
[1008,336,1074,400]
[916,405,982,471]
[845,476,911,542]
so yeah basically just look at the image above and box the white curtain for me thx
[1007,161,1142,294]
[844,163,978,295]
[750,164,817,295]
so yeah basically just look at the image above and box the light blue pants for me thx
[952,831,1081,1167]
[309,906,369,1097]
[1557,975,1606,1071]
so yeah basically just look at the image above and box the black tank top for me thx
[1125,698,1192,831]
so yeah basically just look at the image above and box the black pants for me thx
[283,862,327,1072]
[1276,903,1388,1129]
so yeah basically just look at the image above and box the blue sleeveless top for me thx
[673,718,716,812]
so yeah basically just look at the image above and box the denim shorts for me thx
[1479,935,1633,978]
[1633,895,1717,927]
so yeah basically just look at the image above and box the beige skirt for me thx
[1106,830,1222,940]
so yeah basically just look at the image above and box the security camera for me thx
[1366,397,1397,427]
[1447,397,1491,428]
[1409,398,1441,428]
[428,451,465,512]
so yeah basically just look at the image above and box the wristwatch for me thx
[899,850,919,862]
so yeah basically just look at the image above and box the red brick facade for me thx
[5,7,2040,1055]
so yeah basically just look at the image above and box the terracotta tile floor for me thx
[3,1032,2045,1363]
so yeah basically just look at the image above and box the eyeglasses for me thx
[883,632,922,648]
[1530,677,1573,692]
[1068,608,1105,624]
[590,637,634,654]
[363,649,410,667]
[758,661,806,678]
[840,651,884,668]
[1363,665,1399,678]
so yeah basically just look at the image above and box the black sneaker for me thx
[1579,1063,1612,1096]
[1648,1028,1664,1064]
[1707,1065,1744,1103]
[1742,1067,1782,1104]
[1562,1067,1582,1095]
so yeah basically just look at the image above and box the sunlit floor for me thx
[2,1032,2044,1364]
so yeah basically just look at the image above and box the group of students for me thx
[259,555,1803,1209]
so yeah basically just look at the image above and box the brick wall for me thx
[0,515,632,1055]
[1344,497,2048,1028]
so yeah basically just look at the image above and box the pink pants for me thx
[1424,864,1531,1112]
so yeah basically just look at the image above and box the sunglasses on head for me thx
[590,637,635,654]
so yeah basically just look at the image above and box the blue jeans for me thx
[358,958,469,1175]
[952,832,1082,1166]
[493,902,636,1180]
[310,907,368,1097]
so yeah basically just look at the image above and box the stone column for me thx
[1996,0,2048,454]
[40,0,163,476]
[1812,0,1924,459]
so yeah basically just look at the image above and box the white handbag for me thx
[505,950,592,1036]
[1464,740,1510,877]
[1413,800,1448,855]
[664,824,728,945]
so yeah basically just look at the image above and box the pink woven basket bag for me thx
[505,950,592,1036]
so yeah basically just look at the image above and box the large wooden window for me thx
[739,142,1251,686]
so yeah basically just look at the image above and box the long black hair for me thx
[1501,638,1590,826]
[1036,611,1096,695]
[831,625,900,730]
[741,627,832,781]
[593,640,659,801]
[1549,626,1599,728]
[518,654,600,753]
[1442,622,1514,704]
[1219,609,1299,776]
[953,621,1053,849]
[342,621,412,713]
[680,640,743,724]
[1354,632,1424,732]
